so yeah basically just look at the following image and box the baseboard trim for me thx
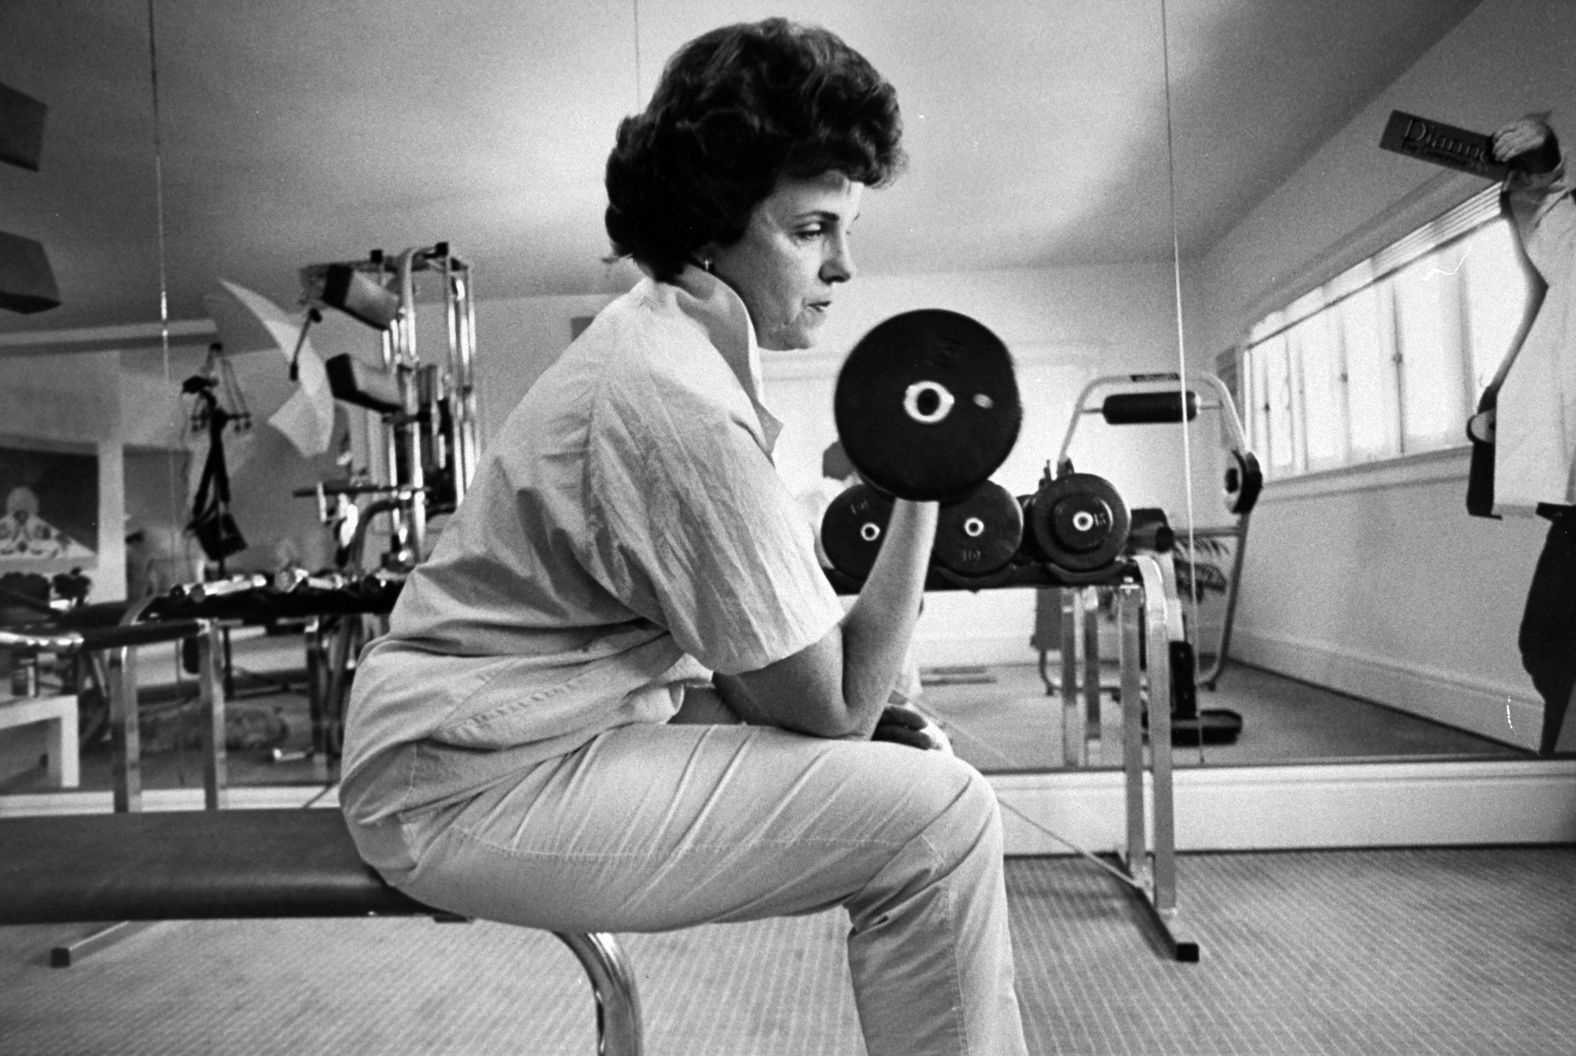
[1231,627,1542,750]
[993,757,1576,856]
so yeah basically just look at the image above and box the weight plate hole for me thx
[1071,511,1095,533]
[963,517,985,538]
[860,522,882,542]
[903,381,955,424]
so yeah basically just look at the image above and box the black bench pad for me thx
[0,809,433,925]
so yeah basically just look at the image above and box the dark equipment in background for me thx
[0,80,59,314]
[182,359,251,566]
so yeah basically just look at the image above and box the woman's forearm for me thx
[837,498,937,736]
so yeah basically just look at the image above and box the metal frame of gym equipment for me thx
[831,556,1197,961]
[302,240,482,568]
[1055,370,1261,689]
[1050,556,1197,962]
[293,242,483,756]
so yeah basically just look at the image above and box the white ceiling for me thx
[1,0,1484,334]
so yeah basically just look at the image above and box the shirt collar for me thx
[664,265,784,454]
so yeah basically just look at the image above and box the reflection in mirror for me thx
[0,1,1189,798]
[1166,0,1576,769]
[1,2,184,799]
[9,3,1571,813]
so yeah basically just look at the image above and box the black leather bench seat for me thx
[0,809,428,924]
[0,808,644,1054]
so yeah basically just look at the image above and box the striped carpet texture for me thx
[2,846,1572,1054]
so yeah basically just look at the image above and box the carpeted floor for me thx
[2,845,1572,1055]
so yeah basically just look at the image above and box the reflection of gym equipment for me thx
[828,310,1197,961]
[153,571,404,765]
[300,241,481,568]
[1045,371,1263,747]
[269,243,483,758]
[1019,466,1133,583]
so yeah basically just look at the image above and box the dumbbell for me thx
[823,307,1023,585]
[1018,465,1131,583]
[834,308,1022,502]
[821,478,1024,584]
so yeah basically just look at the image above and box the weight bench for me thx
[0,808,642,1055]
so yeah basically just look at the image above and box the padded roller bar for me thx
[0,810,643,1054]
[1100,390,1198,425]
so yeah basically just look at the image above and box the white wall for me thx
[1183,0,1576,748]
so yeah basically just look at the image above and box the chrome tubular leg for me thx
[108,645,139,813]
[553,931,643,1056]
[1060,588,1081,766]
[197,622,228,809]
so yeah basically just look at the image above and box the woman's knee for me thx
[885,751,1003,864]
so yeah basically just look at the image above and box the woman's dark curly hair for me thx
[605,19,905,281]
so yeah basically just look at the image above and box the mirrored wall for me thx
[1,0,1569,804]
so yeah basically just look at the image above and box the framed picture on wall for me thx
[0,436,99,573]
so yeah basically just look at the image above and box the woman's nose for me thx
[822,233,855,284]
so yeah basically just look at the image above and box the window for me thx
[1241,186,1533,478]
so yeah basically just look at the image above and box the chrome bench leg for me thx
[554,932,642,1056]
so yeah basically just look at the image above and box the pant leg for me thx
[1520,509,1576,755]
[355,722,1028,1056]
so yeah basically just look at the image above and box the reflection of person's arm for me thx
[715,499,937,739]
[1499,119,1573,246]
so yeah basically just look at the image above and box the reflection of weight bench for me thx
[1054,371,1263,744]
[0,809,642,1054]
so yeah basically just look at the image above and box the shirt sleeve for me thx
[585,366,845,677]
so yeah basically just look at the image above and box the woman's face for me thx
[707,171,864,351]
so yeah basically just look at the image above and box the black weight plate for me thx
[834,309,1021,502]
[1026,472,1131,574]
[1224,450,1263,515]
[819,483,894,582]
[932,481,1023,578]
[1051,493,1115,553]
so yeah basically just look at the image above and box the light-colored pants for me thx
[344,722,1029,1056]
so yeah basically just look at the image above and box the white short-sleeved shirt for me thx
[340,266,846,819]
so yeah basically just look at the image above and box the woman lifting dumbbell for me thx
[338,19,1030,1056]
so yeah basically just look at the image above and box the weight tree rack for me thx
[827,557,1199,962]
